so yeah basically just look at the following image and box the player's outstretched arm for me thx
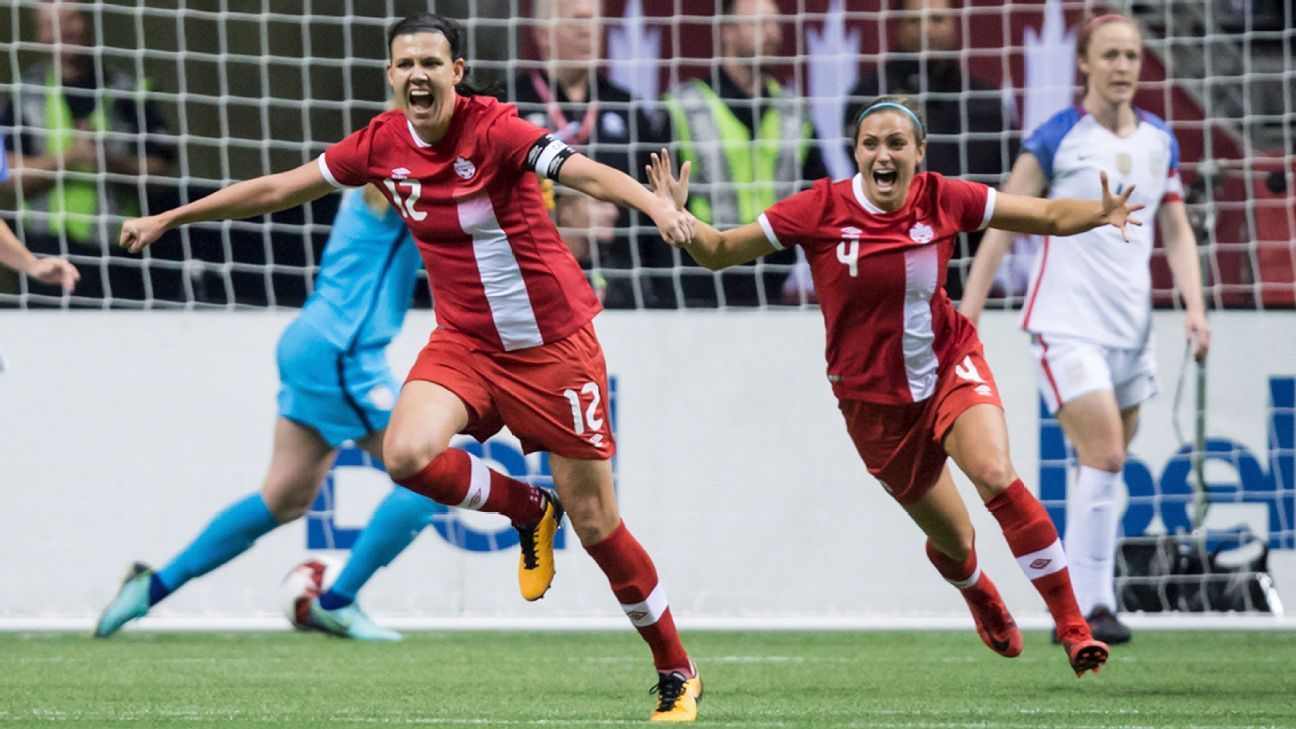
[645,148,774,270]
[991,171,1145,241]
[0,218,79,291]
[959,153,1048,326]
[119,161,336,254]
[554,152,694,246]
[1159,200,1211,360]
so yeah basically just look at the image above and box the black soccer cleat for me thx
[1086,606,1132,645]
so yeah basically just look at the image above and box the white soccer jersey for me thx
[1018,107,1184,349]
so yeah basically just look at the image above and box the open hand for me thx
[27,258,80,292]
[1099,170,1146,242]
[646,148,690,212]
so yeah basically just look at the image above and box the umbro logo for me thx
[1029,558,1052,570]
[840,226,863,239]
[467,492,483,509]
[954,355,986,384]
[391,167,411,180]
[626,609,648,622]
[454,156,476,180]
[975,385,994,397]
[909,222,934,244]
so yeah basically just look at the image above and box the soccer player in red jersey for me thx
[648,95,1146,678]
[120,14,701,722]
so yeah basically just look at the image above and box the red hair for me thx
[1076,13,1139,61]
[1075,13,1140,92]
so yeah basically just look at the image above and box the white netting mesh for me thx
[0,0,1291,310]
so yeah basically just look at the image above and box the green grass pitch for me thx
[2,630,1293,727]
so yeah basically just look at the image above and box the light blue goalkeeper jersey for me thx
[297,187,420,353]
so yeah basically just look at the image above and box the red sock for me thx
[925,538,981,589]
[394,449,544,526]
[584,521,691,674]
[986,480,1087,633]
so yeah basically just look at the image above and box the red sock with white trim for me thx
[925,537,1001,603]
[925,537,980,588]
[584,521,691,674]
[986,480,1088,635]
[394,449,544,526]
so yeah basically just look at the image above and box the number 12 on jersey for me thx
[562,382,604,435]
[383,178,427,221]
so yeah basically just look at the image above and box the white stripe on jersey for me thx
[620,583,669,627]
[317,154,344,189]
[1164,169,1185,201]
[902,245,940,401]
[457,193,545,351]
[979,187,997,230]
[757,213,784,250]
[851,174,886,214]
[406,119,433,148]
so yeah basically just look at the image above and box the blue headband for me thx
[855,102,924,138]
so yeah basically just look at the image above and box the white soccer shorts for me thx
[1030,332,1159,414]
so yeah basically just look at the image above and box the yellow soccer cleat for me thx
[515,490,563,601]
[649,669,703,723]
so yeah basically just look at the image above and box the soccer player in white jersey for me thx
[649,94,1146,678]
[960,14,1210,645]
[119,14,703,723]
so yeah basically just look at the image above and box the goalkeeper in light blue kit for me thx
[96,184,438,641]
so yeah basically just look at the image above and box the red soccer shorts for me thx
[838,344,1003,505]
[405,322,615,460]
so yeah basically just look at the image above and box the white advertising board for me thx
[1,310,1292,629]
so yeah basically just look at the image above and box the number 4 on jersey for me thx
[837,239,860,277]
[383,179,427,221]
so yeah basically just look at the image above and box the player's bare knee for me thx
[384,431,445,481]
[933,535,974,562]
[967,457,1017,496]
[563,498,620,545]
[1085,452,1126,475]
[261,485,313,523]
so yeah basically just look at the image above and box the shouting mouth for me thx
[873,168,899,192]
[408,87,433,113]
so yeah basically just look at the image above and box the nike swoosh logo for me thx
[1077,153,1098,161]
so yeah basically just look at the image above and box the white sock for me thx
[1064,466,1122,615]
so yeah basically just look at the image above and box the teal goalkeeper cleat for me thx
[305,599,403,641]
[93,562,154,638]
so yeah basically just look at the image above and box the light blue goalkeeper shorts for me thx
[275,318,398,448]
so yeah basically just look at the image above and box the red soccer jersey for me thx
[758,172,996,404]
[319,96,600,352]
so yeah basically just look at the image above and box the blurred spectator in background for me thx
[0,0,173,306]
[664,0,827,307]
[0,130,79,301]
[844,0,1013,300]
[512,0,675,308]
